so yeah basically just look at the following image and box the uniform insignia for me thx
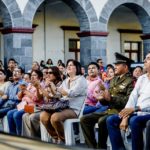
[119,84,126,89]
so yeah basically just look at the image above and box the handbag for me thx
[24,105,34,114]
[40,99,69,112]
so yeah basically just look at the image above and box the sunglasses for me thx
[47,71,53,74]
[43,72,48,74]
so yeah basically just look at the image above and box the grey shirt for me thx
[60,75,87,116]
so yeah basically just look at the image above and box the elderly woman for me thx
[40,59,87,144]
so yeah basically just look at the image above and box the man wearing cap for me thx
[107,52,150,150]
[80,53,133,149]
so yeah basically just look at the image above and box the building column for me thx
[1,28,35,72]
[141,34,150,58]
[77,31,108,68]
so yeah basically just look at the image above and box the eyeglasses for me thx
[98,62,103,64]
[48,71,53,74]
[43,72,48,74]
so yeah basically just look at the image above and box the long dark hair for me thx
[49,66,62,84]
[66,59,82,76]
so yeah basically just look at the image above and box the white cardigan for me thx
[60,75,87,116]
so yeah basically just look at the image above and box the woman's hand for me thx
[58,87,68,96]
[33,81,41,89]
[0,90,4,96]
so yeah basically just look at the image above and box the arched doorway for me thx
[99,0,150,64]
[23,0,98,67]
[0,0,13,64]
[32,1,80,64]
[0,0,23,68]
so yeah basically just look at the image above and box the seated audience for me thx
[83,62,108,115]
[0,67,24,118]
[40,59,87,144]
[80,53,133,149]
[7,70,43,135]
[6,58,16,82]
[0,70,11,106]
[107,52,150,150]
[132,66,143,86]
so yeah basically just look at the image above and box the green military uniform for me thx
[80,53,134,149]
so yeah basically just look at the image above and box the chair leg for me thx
[2,116,9,133]
[64,121,75,145]
[79,124,85,143]
[40,122,51,142]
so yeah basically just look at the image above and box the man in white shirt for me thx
[107,52,150,150]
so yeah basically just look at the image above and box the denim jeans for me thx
[7,109,25,135]
[146,120,150,150]
[83,105,108,115]
[107,114,150,150]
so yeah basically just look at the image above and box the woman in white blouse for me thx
[40,59,87,144]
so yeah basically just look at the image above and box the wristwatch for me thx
[134,106,139,112]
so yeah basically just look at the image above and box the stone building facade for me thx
[0,0,150,71]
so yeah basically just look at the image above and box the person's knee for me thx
[80,116,86,124]
[40,112,49,124]
[22,113,29,122]
[13,111,19,120]
[29,114,37,123]
[51,113,60,124]
[7,110,14,120]
[80,115,91,125]
[106,115,119,127]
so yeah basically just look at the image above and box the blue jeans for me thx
[7,109,25,135]
[0,107,13,118]
[83,105,108,115]
[107,114,150,150]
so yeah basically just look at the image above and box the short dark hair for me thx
[17,66,25,74]
[96,59,102,63]
[106,64,114,70]
[8,58,16,63]
[66,59,82,76]
[24,73,31,79]
[58,63,65,68]
[31,70,43,80]
[134,66,143,71]
[88,62,100,70]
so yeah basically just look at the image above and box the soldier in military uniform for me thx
[80,53,134,149]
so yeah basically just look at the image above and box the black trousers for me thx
[80,111,112,149]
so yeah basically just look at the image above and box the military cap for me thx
[114,52,134,67]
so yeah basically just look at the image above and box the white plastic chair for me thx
[64,102,85,145]
[40,122,52,142]
[40,102,85,145]
[1,116,9,133]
